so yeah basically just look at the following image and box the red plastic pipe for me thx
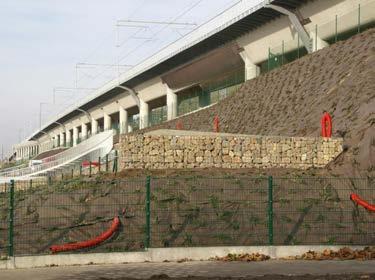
[50,217,120,253]
[350,194,375,212]
[82,161,99,167]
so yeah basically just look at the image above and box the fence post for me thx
[105,155,109,172]
[89,161,92,177]
[79,164,82,176]
[145,176,151,249]
[8,180,15,257]
[48,175,52,186]
[29,179,32,189]
[98,156,101,173]
[268,176,274,245]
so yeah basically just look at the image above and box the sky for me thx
[0,0,261,158]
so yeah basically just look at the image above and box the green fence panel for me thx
[8,180,14,257]
[150,177,269,247]
[145,176,151,249]
[11,178,147,256]
[1,176,373,257]
[272,177,374,245]
[0,183,10,258]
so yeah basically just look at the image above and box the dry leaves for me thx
[212,253,270,262]
[283,247,375,261]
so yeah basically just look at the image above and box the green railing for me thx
[178,68,244,116]
[264,2,375,73]
[0,176,374,258]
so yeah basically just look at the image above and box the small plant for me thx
[231,220,240,230]
[278,198,291,205]
[182,233,193,246]
[249,215,261,226]
[280,215,292,223]
[209,195,219,209]
[214,233,232,242]
[326,237,337,245]
[315,213,326,222]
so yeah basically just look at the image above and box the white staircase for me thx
[0,130,114,183]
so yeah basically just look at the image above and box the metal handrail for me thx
[0,131,113,180]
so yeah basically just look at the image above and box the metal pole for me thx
[98,156,101,173]
[281,40,284,65]
[145,176,151,249]
[267,47,271,71]
[268,176,274,245]
[358,4,361,33]
[29,179,32,189]
[335,15,338,43]
[89,161,92,177]
[8,180,15,257]
[297,34,300,58]
[315,24,318,51]
[105,155,109,172]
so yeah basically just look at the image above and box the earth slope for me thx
[145,29,375,176]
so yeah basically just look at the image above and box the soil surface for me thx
[140,29,375,177]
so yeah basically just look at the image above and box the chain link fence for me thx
[0,176,374,258]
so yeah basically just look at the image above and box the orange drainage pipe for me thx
[350,194,375,212]
[213,115,220,133]
[321,112,332,138]
[50,217,120,253]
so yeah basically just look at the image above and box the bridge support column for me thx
[73,127,78,147]
[66,129,71,147]
[166,85,178,120]
[81,123,88,140]
[91,119,98,135]
[239,51,260,80]
[119,106,128,134]
[140,99,149,129]
[59,132,65,147]
[104,113,111,131]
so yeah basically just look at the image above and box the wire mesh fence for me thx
[273,177,375,245]
[0,183,9,259]
[8,178,147,256]
[0,176,374,257]
[150,177,269,247]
